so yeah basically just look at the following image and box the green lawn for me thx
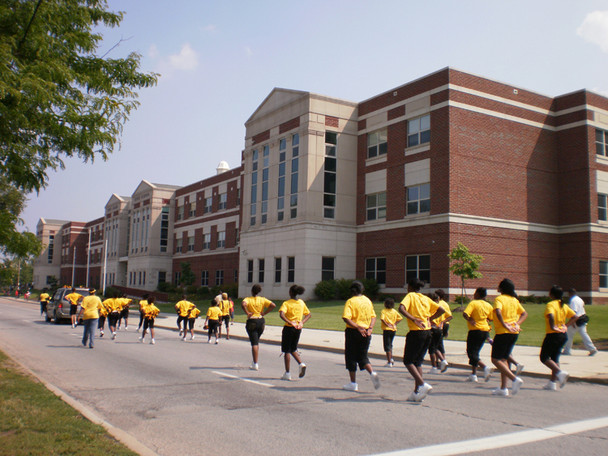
[165,299,608,348]
[0,351,136,456]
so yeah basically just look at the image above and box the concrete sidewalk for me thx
[153,313,608,385]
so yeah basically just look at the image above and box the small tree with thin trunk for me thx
[448,242,483,308]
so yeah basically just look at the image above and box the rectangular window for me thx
[406,183,430,215]
[321,257,335,281]
[278,138,286,221]
[188,204,195,217]
[261,145,269,224]
[188,236,194,252]
[158,271,166,285]
[47,235,54,263]
[367,129,388,158]
[599,193,607,221]
[203,233,211,249]
[406,255,430,284]
[204,197,213,214]
[365,257,386,284]
[219,193,227,210]
[234,269,238,283]
[177,205,184,220]
[596,129,608,157]
[215,270,224,286]
[201,270,209,287]
[247,259,254,283]
[275,257,282,283]
[407,114,431,148]
[250,149,258,226]
[324,131,337,219]
[290,135,299,219]
[160,207,169,253]
[366,192,387,221]
[258,259,265,283]
[217,231,226,248]
[601,261,608,288]
[287,256,295,283]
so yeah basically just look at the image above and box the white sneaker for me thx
[249,363,259,371]
[556,370,569,388]
[512,376,524,395]
[100,330,104,337]
[466,374,478,382]
[179,330,183,337]
[125,326,128,330]
[215,339,219,345]
[384,362,394,368]
[416,382,433,401]
[281,372,292,381]
[407,391,418,402]
[299,363,307,378]
[543,381,557,391]
[515,364,524,376]
[428,367,440,374]
[343,382,358,392]
[439,359,449,373]
[483,366,492,382]
[181,337,186,341]
[208,339,212,344]
[138,336,143,342]
[111,332,116,340]
[492,388,509,397]
[191,335,195,340]
[150,338,155,345]
[371,372,381,390]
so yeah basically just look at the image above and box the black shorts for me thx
[281,325,302,353]
[403,330,431,367]
[382,330,396,353]
[466,330,489,367]
[344,327,371,372]
[222,315,230,328]
[187,318,196,330]
[70,304,78,316]
[108,311,120,327]
[208,319,219,335]
[120,307,129,318]
[143,317,155,331]
[428,327,444,355]
[540,332,568,364]
[491,333,519,360]
[246,318,265,345]
[177,315,187,328]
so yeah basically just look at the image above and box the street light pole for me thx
[86,228,91,288]
[71,246,76,286]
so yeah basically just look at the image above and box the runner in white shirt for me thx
[562,288,597,356]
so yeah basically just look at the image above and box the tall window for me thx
[365,257,386,284]
[367,129,387,158]
[143,207,150,251]
[324,131,337,218]
[217,231,226,248]
[158,271,166,285]
[258,259,265,283]
[188,236,194,252]
[366,192,387,220]
[278,138,286,221]
[596,129,608,157]
[275,257,282,283]
[287,256,295,282]
[47,235,54,263]
[250,149,258,225]
[188,203,195,217]
[407,114,431,147]
[215,270,224,286]
[201,270,209,287]
[406,183,430,215]
[261,145,269,224]
[160,207,169,252]
[177,205,184,220]
[219,193,227,210]
[247,259,254,283]
[290,134,299,219]
[203,233,211,250]
[599,193,607,221]
[406,255,430,284]
[321,257,335,281]
[601,261,608,287]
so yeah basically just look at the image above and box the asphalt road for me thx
[1,297,607,456]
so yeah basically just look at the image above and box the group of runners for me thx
[41,278,587,401]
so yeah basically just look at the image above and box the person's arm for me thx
[547,313,562,332]
[279,310,290,325]
[398,304,426,329]
[262,301,276,316]
[367,316,376,337]
[301,313,311,328]
[241,300,252,318]
[343,317,368,336]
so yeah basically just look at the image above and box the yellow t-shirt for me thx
[207,306,222,320]
[80,295,102,320]
[243,296,273,318]
[119,298,132,310]
[432,300,452,326]
[342,295,376,329]
[380,308,403,331]
[189,308,201,319]
[139,300,148,311]
[144,304,160,319]
[400,292,440,331]
[219,299,231,316]
[544,300,576,334]
[493,294,526,335]
[65,292,82,305]
[103,298,121,313]
[279,299,311,327]
[175,300,195,317]
[463,299,493,331]
[40,293,50,302]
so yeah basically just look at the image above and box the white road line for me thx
[370,416,608,456]
[212,370,274,387]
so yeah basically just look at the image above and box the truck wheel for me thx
[54,310,61,324]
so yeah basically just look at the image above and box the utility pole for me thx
[86,228,91,288]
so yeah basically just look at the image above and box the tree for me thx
[0,0,158,194]
[448,242,483,305]
[179,262,195,287]
[0,177,42,257]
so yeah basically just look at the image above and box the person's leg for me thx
[579,324,597,352]
[284,353,291,373]
[88,319,96,347]
[406,364,424,389]
[251,344,259,363]
[562,325,576,354]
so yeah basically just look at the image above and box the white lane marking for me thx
[370,415,608,456]
[212,370,274,387]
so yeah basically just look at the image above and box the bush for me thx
[104,286,121,298]
[186,285,198,295]
[157,281,173,293]
[314,280,336,300]
[197,286,210,298]
[454,295,470,306]
[360,278,380,300]
[335,279,352,300]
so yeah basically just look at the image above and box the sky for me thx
[19,0,608,232]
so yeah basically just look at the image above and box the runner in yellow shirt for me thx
[140,296,160,345]
[175,295,195,337]
[77,289,102,349]
[463,287,493,382]
[218,293,231,340]
[204,300,222,344]
[380,297,403,367]
[39,291,50,318]
[137,294,149,332]
[185,305,201,341]
[279,285,311,380]
[242,284,276,370]
[65,288,83,328]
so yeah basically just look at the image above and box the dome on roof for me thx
[216,161,230,175]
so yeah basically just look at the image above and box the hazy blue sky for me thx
[21,0,608,232]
